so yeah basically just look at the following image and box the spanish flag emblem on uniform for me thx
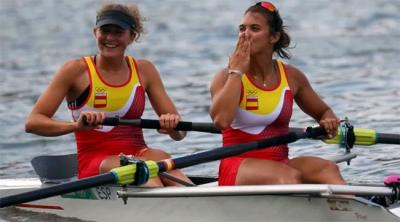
[246,95,258,110]
[94,92,107,108]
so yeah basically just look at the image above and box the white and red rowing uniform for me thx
[68,56,147,178]
[219,60,293,185]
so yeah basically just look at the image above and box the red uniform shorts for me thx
[218,157,289,186]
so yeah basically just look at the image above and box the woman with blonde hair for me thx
[26,3,192,186]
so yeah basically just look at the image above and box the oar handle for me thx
[103,117,221,134]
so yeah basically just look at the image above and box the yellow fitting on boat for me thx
[145,160,159,179]
[353,128,377,145]
[111,161,160,185]
[324,128,377,146]
[111,164,137,185]
[324,131,341,145]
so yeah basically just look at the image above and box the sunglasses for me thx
[256,1,277,12]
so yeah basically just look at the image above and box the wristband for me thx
[228,69,243,77]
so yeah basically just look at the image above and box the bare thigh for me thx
[288,156,345,184]
[236,158,302,185]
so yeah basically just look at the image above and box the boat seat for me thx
[31,153,78,184]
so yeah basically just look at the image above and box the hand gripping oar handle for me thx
[0,127,325,208]
[103,117,221,133]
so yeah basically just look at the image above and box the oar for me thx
[103,117,221,133]
[103,117,400,145]
[0,126,325,208]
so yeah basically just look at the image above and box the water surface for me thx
[0,0,399,221]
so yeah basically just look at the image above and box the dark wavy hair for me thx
[245,4,291,59]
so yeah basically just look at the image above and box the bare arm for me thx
[209,33,251,129]
[138,59,186,141]
[290,66,339,137]
[209,69,242,129]
[25,60,100,136]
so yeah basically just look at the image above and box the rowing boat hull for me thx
[1,178,399,222]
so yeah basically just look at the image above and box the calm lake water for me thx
[0,0,399,221]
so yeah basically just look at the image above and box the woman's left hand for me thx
[157,113,180,134]
[157,113,186,141]
[319,118,340,138]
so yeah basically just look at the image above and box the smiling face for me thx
[239,12,280,55]
[94,24,135,58]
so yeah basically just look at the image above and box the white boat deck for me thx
[0,178,41,190]
[1,178,399,222]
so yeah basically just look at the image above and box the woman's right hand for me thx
[76,111,105,131]
[229,33,251,73]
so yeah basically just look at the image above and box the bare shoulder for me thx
[49,58,90,98]
[284,64,307,81]
[135,59,161,89]
[211,68,229,86]
[135,59,159,77]
[136,59,157,73]
[210,68,229,96]
[57,58,87,79]
[284,64,310,94]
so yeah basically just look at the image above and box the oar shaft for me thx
[0,173,116,208]
[164,133,298,171]
[377,133,400,144]
[103,118,314,135]
[156,128,326,172]
[103,118,399,145]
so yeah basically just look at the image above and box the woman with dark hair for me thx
[25,3,192,186]
[210,2,346,186]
